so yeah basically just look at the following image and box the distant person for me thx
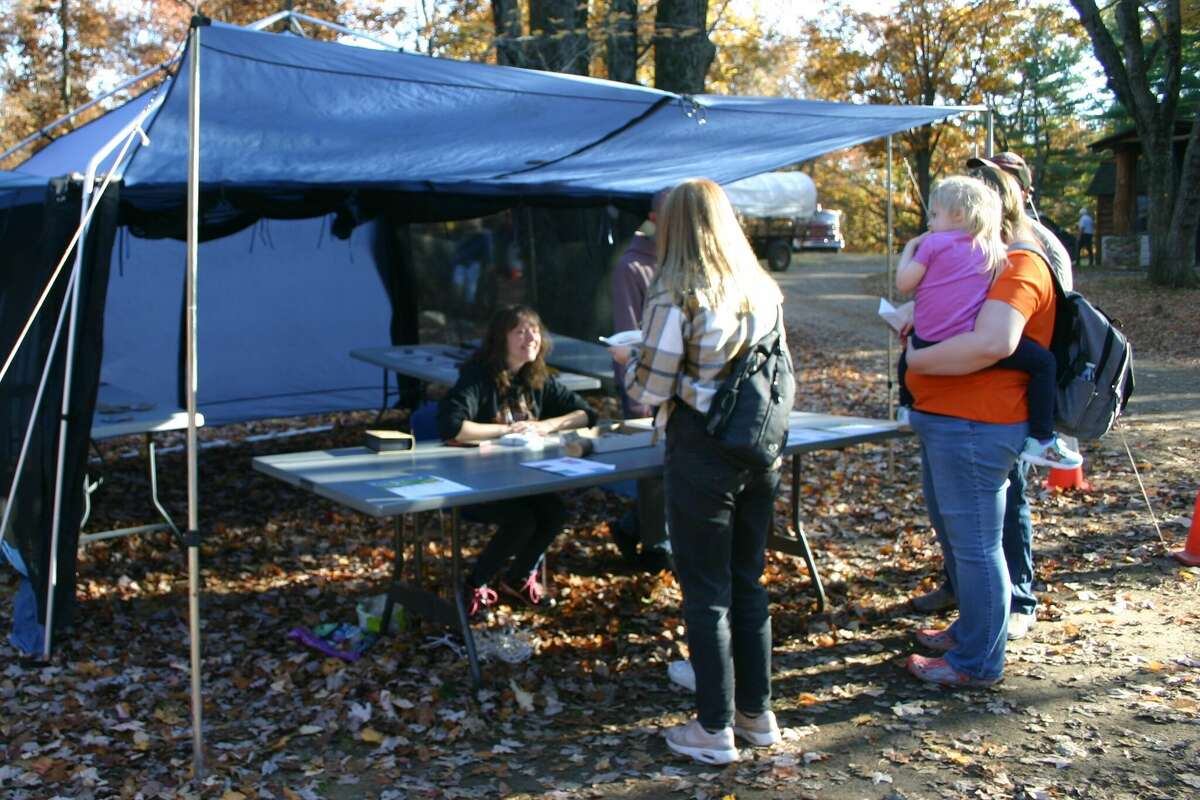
[608,190,671,572]
[611,178,789,764]
[1077,208,1095,268]
[450,220,493,309]
[966,152,1073,291]
[438,305,596,615]
[896,175,1082,470]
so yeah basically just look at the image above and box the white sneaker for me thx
[663,719,739,765]
[1008,611,1037,640]
[733,709,781,747]
[1019,435,1083,469]
[667,659,696,691]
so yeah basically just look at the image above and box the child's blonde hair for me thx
[654,178,782,312]
[928,175,1007,276]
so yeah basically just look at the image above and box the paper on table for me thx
[878,297,914,333]
[371,475,472,499]
[598,329,643,347]
[521,457,617,477]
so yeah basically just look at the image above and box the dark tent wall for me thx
[1,182,117,636]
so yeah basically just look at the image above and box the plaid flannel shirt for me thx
[624,288,781,429]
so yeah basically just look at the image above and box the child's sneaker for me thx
[499,571,546,606]
[1019,436,1083,469]
[466,584,497,618]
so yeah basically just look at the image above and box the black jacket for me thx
[436,360,597,441]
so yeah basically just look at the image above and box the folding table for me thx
[253,411,907,686]
[83,384,204,544]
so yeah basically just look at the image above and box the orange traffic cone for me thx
[1171,490,1200,567]
[1043,465,1092,492]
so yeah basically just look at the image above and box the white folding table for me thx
[83,384,205,544]
[253,411,907,686]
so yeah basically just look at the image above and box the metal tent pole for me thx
[39,104,154,659]
[41,184,92,660]
[886,135,895,423]
[184,18,206,779]
[986,109,994,157]
[0,60,176,166]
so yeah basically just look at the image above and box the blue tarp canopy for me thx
[1,18,976,426]
[14,20,969,210]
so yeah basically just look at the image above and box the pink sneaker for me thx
[914,627,956,652]
[906,654,999,688]
[467,584,498,617]
[499,571,546,606]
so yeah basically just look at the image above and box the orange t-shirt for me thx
[906,249,1056,424]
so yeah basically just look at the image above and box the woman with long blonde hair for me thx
[610,178,791,765]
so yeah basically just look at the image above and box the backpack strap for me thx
[1008,242,1066,305]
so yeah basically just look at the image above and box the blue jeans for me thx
[665,406,777,729]
[940,463,1036,615]
[911,410,1026,681]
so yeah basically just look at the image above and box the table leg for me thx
[146,435,182,540]
[766,455,827,612]
[374,368,390,426]
[380,515,406,636]
[450,508,482,688]
[79,434,178,545]
[414,512,426,585]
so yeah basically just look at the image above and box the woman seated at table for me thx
[437,305,596,615]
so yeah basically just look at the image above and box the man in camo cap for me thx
[966,151,1073,291]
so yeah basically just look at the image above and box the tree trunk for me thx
[528,0,590,75]
[1167,118,1200,283]
[653,0,715,93]
[1070,0,1198,287]
[606,0,637,84]
[492,0,526,67]
[59,0,71,112]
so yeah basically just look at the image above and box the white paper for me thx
[598,329,643,347]
[521,457,617,477]
[877,297,913,333]
[371,475,472,499]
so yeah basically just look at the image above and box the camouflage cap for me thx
[966,151,1032,192]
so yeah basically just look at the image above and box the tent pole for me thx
[986,109,994,157]
[184,19,206,780]
[33,94,165,660]
[0,59,176,166]
[886,135,895,426]
[41,183,94,660]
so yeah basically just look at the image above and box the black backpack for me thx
[704,308,796,468]
[1012,245,1135,440]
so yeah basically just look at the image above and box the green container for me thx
[356,595,406,633]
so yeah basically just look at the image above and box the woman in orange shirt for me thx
[902,166,1056,686]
